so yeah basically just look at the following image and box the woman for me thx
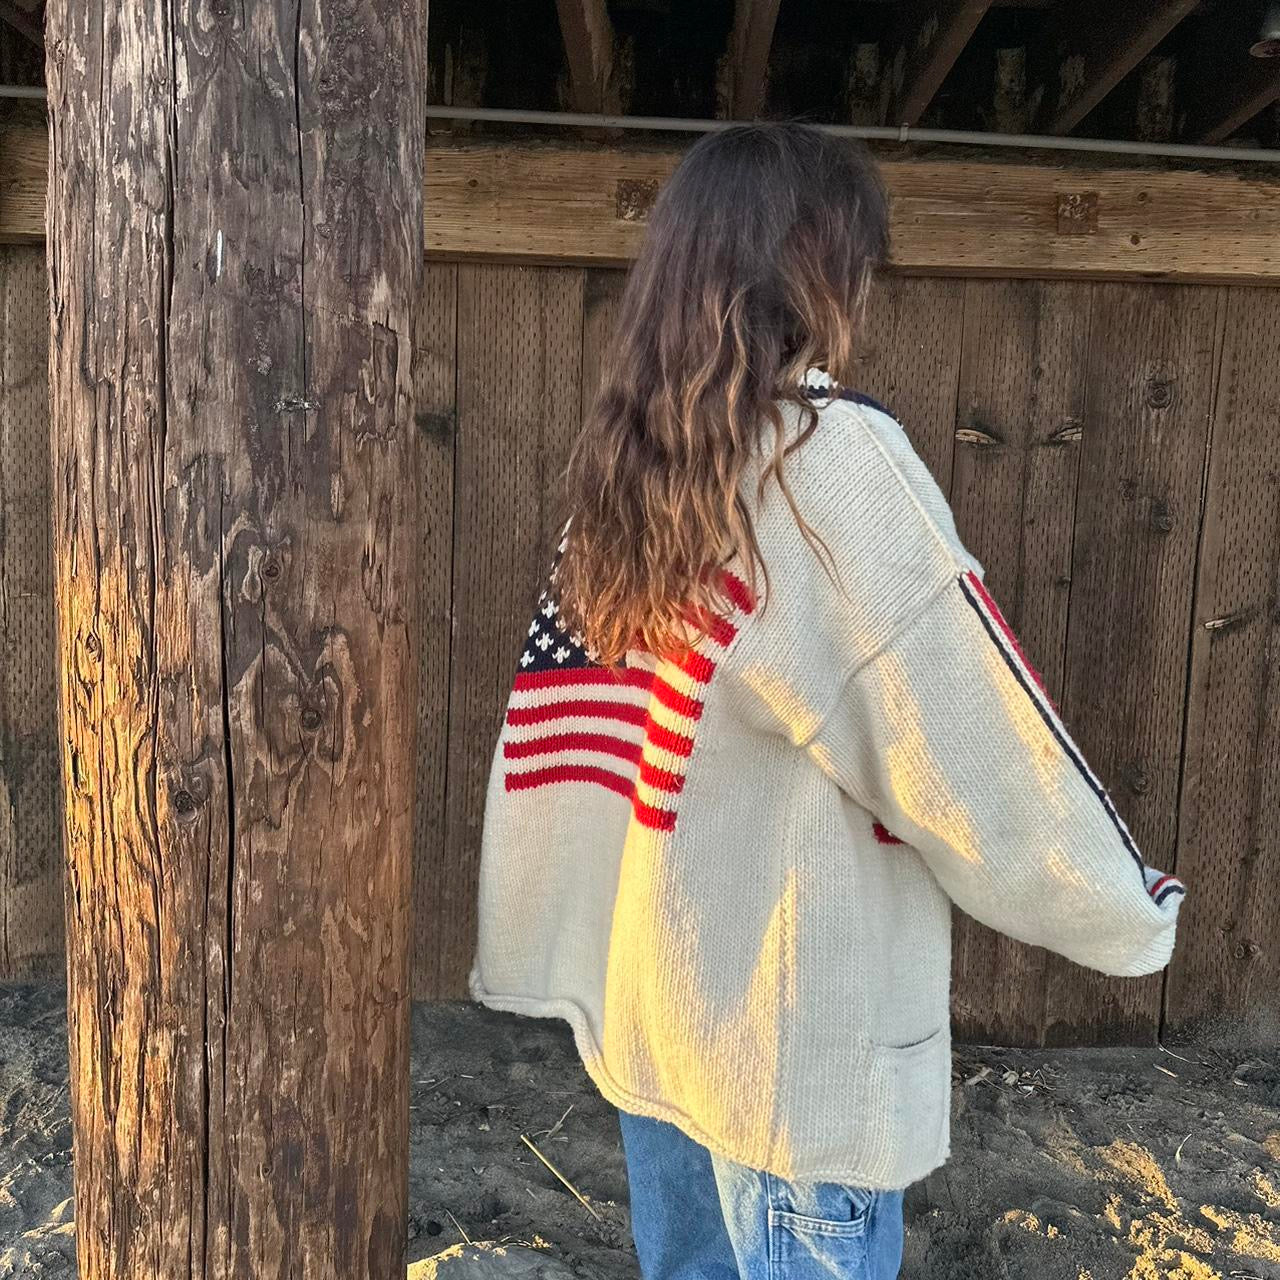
[470,123,1184,1280]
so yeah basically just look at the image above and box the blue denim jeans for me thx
[619,1111,904,1279]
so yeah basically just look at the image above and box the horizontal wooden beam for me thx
[423,142,1280,285]
[1028,0,1197,136]
[4,127,1279,284]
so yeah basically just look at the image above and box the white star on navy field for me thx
[520,590,595,671]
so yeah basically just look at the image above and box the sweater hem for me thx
[469,977,947,1191]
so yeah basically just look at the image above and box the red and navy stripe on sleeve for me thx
[958,570,1184,908]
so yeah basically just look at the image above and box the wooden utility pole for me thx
[44,3,423,1277]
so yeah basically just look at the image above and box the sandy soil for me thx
[2,982,1279,1279]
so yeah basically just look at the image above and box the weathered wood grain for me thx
[9,129,1280,285]
[413,263,458,999]
[45,1,423,1275]
[947,278,1092,1046]
[1166,287,1280,1040]
[856,275,966,488]
[1042,282,1221,1045]
[0,245,59,980]
[438,265,583,997]
[417,142,1280,283]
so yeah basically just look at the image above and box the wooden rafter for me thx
[553,0,616,115]
[724,0,783,120]
[1177,3,1280,144]
[1028,0,1197,135]
[1185,61,1280,144]
[1183,51,1280,144]
[886,0,994,126]
[0,1,43,49]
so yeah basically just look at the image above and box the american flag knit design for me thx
[503,563,756,833]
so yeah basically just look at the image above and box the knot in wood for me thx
[84,632,101,659]
[1149,500,1174,533]
[301,707,324,732]
[173,788,198,816]
[1144,378,1175,410]
[260,556,282,583]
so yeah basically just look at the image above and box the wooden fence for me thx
[2,244,1277,1045]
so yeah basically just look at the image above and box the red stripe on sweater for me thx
[676,650,717,683]
[964,571,1051,700]
[721,571,757,616]
[505,763,635,797]
[652,677,704,721]
[504,732,643,764]
[872,822,905,846]
[644,720,695,758]
[504,761,678,831]
[506,700,649,728]
[638,758,685,793]
[1148,873,1176,898]
[514,667,653,692]
[632,797,678,831]
[701,615,738,648]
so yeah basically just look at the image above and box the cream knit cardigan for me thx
[471,391,1185,1190]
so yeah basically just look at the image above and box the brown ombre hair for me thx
[559,122,889,665]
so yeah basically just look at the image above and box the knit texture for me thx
[471,390,1185,1190]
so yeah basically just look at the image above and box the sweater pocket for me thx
[868,1026,951,1173]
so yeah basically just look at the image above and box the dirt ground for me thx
[2,983,1279,1279]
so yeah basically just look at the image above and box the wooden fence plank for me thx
[948,278,1092,1045]
[1166,287,1280,1040]
[1043,282,1221,1045]
[412,262,459,998]
[856,275,965,488]
[4,245,1271,1050]
[581,268,626,420]
[0,245,59,980]
[439,265,584,996]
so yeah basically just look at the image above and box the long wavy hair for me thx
[559,122,889,665]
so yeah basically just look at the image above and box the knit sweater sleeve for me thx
[806,569,1185,978]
